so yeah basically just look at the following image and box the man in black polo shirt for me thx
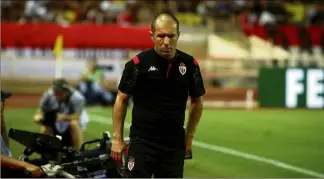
[111,12,205,178]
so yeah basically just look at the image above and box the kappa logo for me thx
[127,157,135,171]
[148,66,158,72]
[179,62,186,75]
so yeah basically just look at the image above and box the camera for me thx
[8,129,129,178]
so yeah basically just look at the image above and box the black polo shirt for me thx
[118,48,205,140]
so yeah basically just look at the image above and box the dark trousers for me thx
[126,136,185,178]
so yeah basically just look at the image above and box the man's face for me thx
[151,17,180,59]
[53,91,67,102]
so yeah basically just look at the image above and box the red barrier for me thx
[1,23,154,49]
[3,23,322,48]
[242,25,323,46]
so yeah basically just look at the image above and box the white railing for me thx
[0,53,124,81]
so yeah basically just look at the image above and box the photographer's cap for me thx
[52,78,70,93]
[1,91,12,102]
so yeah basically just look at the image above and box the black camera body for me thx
[8,129,128,178]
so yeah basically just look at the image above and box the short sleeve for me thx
[71,97,85,114]
[118,59,138,95]
[39,91,51,109]
[189,59,206,98]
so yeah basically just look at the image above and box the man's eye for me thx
[157,34,176,38]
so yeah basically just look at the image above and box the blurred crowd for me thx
[235,0,324,26]
[1,0,324,26]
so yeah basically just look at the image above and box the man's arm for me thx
[1,155,43,177]
[33,91,51,123]
[187,58,206,137]
[1,155,27,168]
[112,91,130,140]
[113,59,138,139]
[186,96,203,137]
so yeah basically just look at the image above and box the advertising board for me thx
[259,68,324,109]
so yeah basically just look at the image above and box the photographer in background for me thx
[33,78,89,149]
[1,91,43,178]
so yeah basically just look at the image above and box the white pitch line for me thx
[89,114,324,178]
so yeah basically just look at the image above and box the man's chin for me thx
[161,52,173,58]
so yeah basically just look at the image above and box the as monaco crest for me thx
[179,63,186,75]
[128,158,135,171]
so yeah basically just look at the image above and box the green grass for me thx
[3,107,324,178]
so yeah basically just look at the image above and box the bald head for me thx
[150,12,180,60]
[151,12,179,34]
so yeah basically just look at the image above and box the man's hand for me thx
[185,134,193,154]
[185,134,193,159]
[111,137,127,162]
[33,114,43,123]
[24,163,44,177]
[33,108,44,124]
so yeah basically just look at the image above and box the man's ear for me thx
[178,30,181,37]
[149,31,153,40]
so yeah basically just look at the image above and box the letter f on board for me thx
[286,69,304,108]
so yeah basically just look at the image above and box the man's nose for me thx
[163,37,171,45]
